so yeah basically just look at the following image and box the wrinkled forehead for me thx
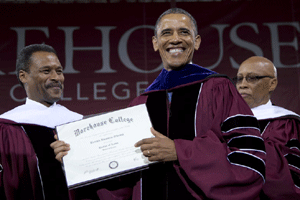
[29,51,61,72]
[238,60,272,76]
[157,14,194,32]
[31,51,59,64]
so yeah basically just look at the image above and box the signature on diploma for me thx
[84,168,99,174]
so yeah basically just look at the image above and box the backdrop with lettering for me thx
[0,0,299,115]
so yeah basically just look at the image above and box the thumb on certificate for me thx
[56,151,68,163]
[150,127,167,138]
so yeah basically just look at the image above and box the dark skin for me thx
[134,13,200,162]
[19,51,64,107]
[51,134,70,162]
[135,127,177,162]
[236,56,278,109]
[51,127,177,163]
[51,13,200,163]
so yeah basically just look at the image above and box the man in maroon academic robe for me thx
[52,8,266,200]
[0,44,83,200]
[236,56,300,200]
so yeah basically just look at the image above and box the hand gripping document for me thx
[56,104,154,189]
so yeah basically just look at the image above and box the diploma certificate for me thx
[56,104,153,189]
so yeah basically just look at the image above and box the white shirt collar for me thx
[251,100,299,120]
[25,97,57,108]
[0,98,83,128]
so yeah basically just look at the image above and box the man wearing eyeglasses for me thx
[236,56,300,199]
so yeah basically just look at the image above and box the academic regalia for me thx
[0,98,83,200]
[252,101,300,200]
[125,64,266,200]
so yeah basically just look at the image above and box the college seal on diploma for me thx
[109,161,118,169]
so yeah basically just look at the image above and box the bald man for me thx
[236,56,300,200]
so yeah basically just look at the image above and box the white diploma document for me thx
[56,104,153,189]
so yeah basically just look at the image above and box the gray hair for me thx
[154,8,198,37]
[273,64,277,78]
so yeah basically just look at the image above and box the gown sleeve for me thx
[0,119,44,200]
[262,117,300,200]
[174,78,266,200]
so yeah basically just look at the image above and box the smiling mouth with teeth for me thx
[169,48,184,54]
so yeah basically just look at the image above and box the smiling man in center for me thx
[130,8,266,200]
[52,8,267,200]
[152,11,201,71]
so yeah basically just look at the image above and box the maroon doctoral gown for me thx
[252,101,300,200]
[115,64,266,200]
[0,119,71,200]
[0,99,83,200]
[65,64,267,200]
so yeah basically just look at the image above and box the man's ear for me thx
[152,36,158,52]
[194,35,201,50]
[19,70,28,86]
[269,78,278,93]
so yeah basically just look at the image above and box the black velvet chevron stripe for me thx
[290,170,300,188]
[221,115,259,133]
[286,139,300,151]
[285,154,300,170]
[228,152,265,178]
[228,136,266,152]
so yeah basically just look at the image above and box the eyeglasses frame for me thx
[233,75,274,84]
